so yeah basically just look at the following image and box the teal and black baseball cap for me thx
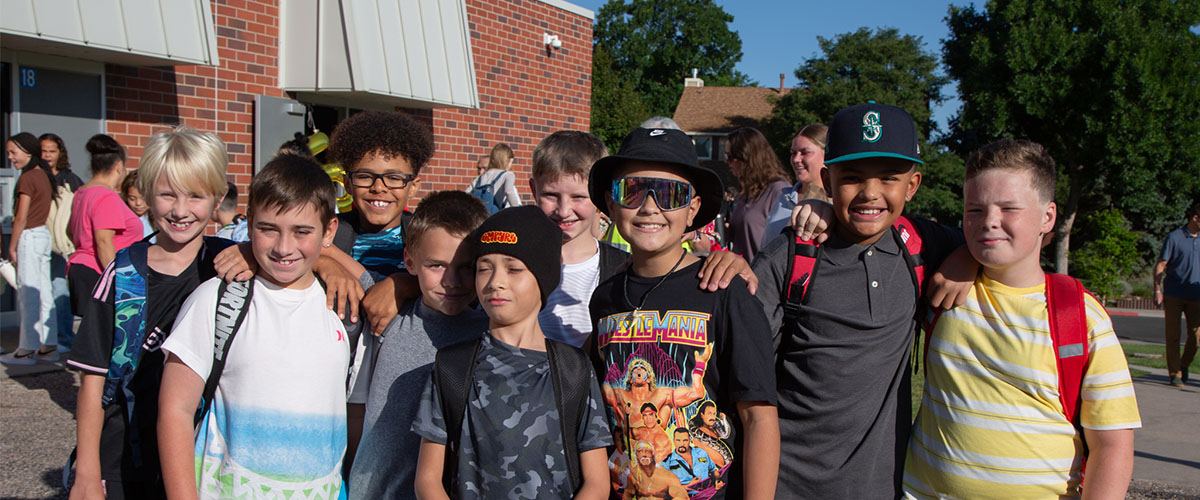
[824,101,923,165]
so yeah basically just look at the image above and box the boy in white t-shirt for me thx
[157,155,350,500]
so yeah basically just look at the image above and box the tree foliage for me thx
[943,0,1200,273]
[593,0,753,117]
[1071,209,1141,300]
[761,27,959,222]
[591,45,649,151]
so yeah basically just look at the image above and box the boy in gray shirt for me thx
[347,191,490,499]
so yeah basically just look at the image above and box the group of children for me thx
[63,101,1138,500]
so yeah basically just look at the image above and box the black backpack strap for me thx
[546,339,589,493]
[434,337,483,492]
[195,278,254,426]
[598,241,630,282]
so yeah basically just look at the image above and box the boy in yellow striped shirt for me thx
[903,139,1140,499]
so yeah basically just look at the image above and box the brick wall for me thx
[105,0,283,195]
[418,0,594,203]
[102,0,592,211]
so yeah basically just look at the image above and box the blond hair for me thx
[137,126,228,202]
[488,143,514,171]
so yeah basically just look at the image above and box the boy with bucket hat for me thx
[751,102,967,498]
[587,127,779,499]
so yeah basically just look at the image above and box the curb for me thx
[1108,307,1165,318]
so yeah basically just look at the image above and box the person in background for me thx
[725,127,791,262]
[214,181,248,243]
[1154,201,1200,387]
[122,171,155,238]
[66,134,144,321]
[762,124,831,248]
[40,133,84,352]
[41,133,84,191]
[1,133,60,364]
[465,143,522,213]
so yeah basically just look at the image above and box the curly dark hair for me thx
[329,111,434,176]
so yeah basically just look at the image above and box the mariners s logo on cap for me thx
[862,111,882,143]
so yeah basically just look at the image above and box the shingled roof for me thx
[672,86,790,134]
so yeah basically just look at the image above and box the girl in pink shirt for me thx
[67,135,143,314]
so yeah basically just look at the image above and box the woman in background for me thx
[762,124,831,248]
[725,127,791,262]
[40,133,84,352]
[465,143,522,213]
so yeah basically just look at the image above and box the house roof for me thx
[672,86,790,134]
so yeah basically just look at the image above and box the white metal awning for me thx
[280,0,479,110]
[0,0,219,67]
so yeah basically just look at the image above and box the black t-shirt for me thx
[67,251,208,483]
[589,260,776,500]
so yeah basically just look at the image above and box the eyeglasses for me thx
[611,177,694,211]
[347,171,416,189]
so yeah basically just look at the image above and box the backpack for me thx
[781,216,926,323]
[921,273,1091,455]
[45,171,75,257]
[470,171,505,214]
[434,337,590,495]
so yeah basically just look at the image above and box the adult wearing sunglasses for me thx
[725,128,791,262]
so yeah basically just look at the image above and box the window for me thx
[694,135,712,160]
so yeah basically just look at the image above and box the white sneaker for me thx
[0,349,37,365]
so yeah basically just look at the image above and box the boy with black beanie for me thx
[587,128,779,499]
[412,206,613,499]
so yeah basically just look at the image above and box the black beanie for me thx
[469,206,563,309]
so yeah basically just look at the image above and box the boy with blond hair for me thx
[903,139,1140,499]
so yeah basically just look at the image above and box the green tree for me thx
[1071,209,1141,300]
[593,0,753,117]
[943,0,1200,273]
[761,27,958,222]
[591,46,649,151]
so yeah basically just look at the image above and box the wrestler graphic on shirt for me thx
[631,402,673,462]
[624,440,686,500]
[603,345,713,433]
[686,400,731,469]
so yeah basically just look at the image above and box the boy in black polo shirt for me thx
[588,128,779,499]
[752,102,965,498]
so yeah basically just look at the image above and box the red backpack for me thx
[781,216,926,323]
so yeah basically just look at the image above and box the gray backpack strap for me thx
[195,279,254,426]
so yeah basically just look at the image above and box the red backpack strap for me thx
[892,216,926,294]
[782,228,821,322]
[1045,273,1089,427]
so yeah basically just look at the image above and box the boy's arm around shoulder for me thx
[908,217,976,310]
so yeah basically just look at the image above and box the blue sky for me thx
[570,0,969,132]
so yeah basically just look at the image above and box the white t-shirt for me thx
[538,245,601,347]
[163,277,352,500]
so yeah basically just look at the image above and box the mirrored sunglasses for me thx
[611,177,694,211]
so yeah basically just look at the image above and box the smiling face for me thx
[606,162,701,259]
[6,141,31,169]
[405,227,476,316]
[790,134,824,185]
[40,140,61,170]
[476,254,542,328]
[250,202,337,289]
[533,173,597,245]
[963,168,1055,284]
[149,174,219,249]
[349,151,419,232]
[824,157,921,245]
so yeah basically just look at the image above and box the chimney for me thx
[779,73,785,93]
[684,68,704,88]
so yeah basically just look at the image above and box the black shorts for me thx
[68,263,101,316]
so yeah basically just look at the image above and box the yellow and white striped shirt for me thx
[903,275,1141,499]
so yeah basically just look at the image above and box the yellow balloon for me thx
[323,163,354,212]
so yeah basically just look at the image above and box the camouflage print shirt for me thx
[412,333,612,499]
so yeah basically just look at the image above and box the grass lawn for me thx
[1122,343,1200,372]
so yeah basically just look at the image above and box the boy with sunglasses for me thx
[587,128,779,499]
